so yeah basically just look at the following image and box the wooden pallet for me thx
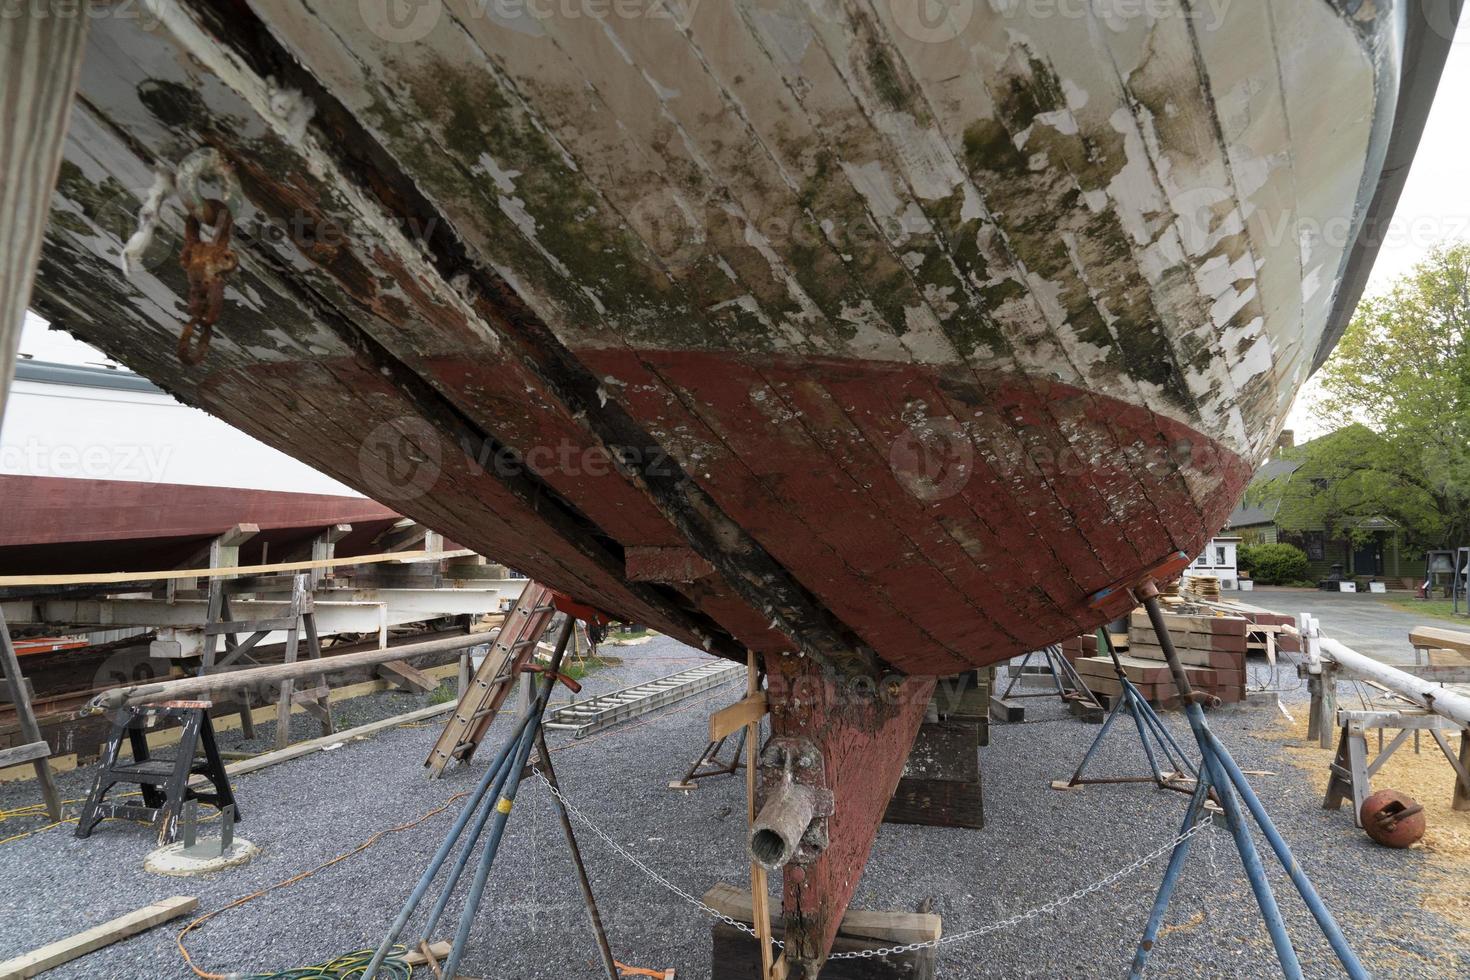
[424,581,557,778]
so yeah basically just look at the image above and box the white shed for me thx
[1186,536,1242,589]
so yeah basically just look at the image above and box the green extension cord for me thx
[240,946,414,979]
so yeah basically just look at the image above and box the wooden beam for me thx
[0,609,60,820]
[403,941,451,967]
[744,652,783,980]
[0,548,475,588]
[0,896,197,978]
[377,659,438,693]
[194,702,455,784]
[710,693,767,742]
[1336,709,1460,731]
[1392,664,1470,684]
[0,741,51,770]
[703,884,940,945]
[1409,625,1470,656]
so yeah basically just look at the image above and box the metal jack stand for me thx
[995,644,1103,721]
[364,619,618,980]
[1130,582,1366,980]
[1054,630,1198,796]
[670,727,746,791]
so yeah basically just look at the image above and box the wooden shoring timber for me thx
[0,609,61,819]
[745,651,784,980]
[89,631,487,711]
[0,896,197,979]
[0,548,476,588]
[711,692,767,742]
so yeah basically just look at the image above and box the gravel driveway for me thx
[1,636,1462,979]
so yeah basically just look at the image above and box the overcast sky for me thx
[20,15,1470,442]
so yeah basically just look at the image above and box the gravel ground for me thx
[1,636,1463,979]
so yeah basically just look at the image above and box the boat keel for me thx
[758,656,936,977]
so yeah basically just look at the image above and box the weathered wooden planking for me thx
[1127,626,1248,654]
[893,719,980,783]
[0,896,197,978]
[0,3,87,417]
[1124,640,1244,670]
[0,741,51,771]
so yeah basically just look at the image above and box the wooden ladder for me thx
[425,581,557,778]
[0,608,62,821]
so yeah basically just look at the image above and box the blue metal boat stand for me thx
[1130,583,1367,980]
[1056,630,1199,796]
[1000,643,1104,712]
[363,619,619,980]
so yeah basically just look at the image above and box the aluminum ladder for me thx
[543,660,741,738]
[425,581,557,778]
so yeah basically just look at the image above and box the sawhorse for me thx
[1325,708,1470,824]
[75,700,238,844]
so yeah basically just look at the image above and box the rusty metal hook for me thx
[176,196,239,366]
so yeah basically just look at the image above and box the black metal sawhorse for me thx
[75,700,238,845]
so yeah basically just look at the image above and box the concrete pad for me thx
[144,840,259,877]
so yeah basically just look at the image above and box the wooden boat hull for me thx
[0,475,398,576]
[15,1,1459,973]
[27,0,1444,677]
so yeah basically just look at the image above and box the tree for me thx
[1248,425,1444,548]
[1316,243,1470,545]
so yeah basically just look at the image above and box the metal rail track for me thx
[543,660,741,738]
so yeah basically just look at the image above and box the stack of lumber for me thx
[1057,633,1099,666]
[1184,575,1221,600]
[1064,610,1247,709]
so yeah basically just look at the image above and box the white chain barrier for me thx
[530,765,1218,960]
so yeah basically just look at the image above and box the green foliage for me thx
[1237,543,1310,585]
[1315,243,1470,546]
[1249,425,1441,545]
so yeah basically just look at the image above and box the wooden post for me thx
[0,610,62,821]
[1455,730,1470,812]
[0,3,87,416]
[745,650,783,980]
[1319,664,1338,750]
[309,524,353,590]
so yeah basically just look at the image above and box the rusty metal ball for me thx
[1360,789,1426,848]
